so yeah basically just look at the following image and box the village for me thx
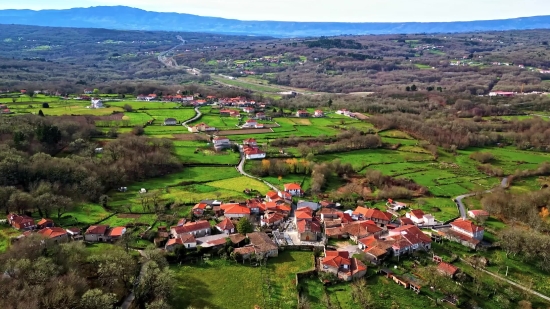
[3,171,490,307]
[0,86,548,309]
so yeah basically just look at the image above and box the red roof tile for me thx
[451,218,484,233]
[437,262,459,276]
[85,225,109,235]
[37,227,67,239]
[322,251,350,268]
[223,204,251,215]
[109,227,126,237]
[284,183,301,190]
[172,220,211,234]
[217,218,235,231]
[409,209,425,219]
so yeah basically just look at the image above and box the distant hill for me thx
[1,6,550,37]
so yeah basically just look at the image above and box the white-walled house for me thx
[170,220,211,238]
[90,99,103,109]
[284,183,302,196]
[244,147,266,159]
[450,219,484,240]
[406,209,425,224]
[213,136,231,150]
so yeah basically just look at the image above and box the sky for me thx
[1,0,550,22]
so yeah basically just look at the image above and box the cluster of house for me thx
[5,213,129,244]
[242,138,266,159]
[164,218,279,259]
[295,110,324,118]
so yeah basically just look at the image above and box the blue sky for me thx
[1,0,550,22]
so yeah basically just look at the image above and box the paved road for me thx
[454,177,508,219]
[236,151,280,192]
[182,107,202,128]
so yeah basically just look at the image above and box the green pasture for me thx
[108,101,180,109]
[171,251,313,309]
[146,108,196,122]
[173,145,240,165]
[0,225,20,253]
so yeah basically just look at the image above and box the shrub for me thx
[469,151,495,163]
[42,102,49,108]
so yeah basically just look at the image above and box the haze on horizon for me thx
[1,0,550,23]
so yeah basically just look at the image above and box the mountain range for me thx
[1,6,550,37]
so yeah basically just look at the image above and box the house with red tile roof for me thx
[284,183,302,196]
[165,234,197,251]
[265,202,291,215]
[246,199,265,214]
[296,110,310,118]
[213,136,231,150]
[321,250,367,281]
[84,225,109,242]
[216,218,235,234]
[352,207,393,226]
[319,208,341,221]
[399,217,415,226]
[314,110,324,117]
[243,138,257,146]
[352,206,393,227]
[37,218,54,229]
[297,218,322,241]
[243,145,266,160]
[359,235,394,264]
[188,123,216,133]
[294,207,313,224]
[343,221,384,243]
[193,203,208,217]
[265,191,280,202]
[108,227,127,240]
[386,225,432,256]
[7,214,36,231]
[450,218,484,240]
[467,210,489,220]
[37,227,68,243]
[170,220,211,238]
[261,212,285,228]
[406,209,425,224]
[222,204,251,219]
[437,262,459,278]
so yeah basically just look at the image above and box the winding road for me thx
[236,151,280,192]
[181,107,202,128]
[454,177,509,219]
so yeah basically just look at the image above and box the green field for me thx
[171,251,314,309]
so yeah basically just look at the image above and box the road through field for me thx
[236,152,280,193]
[181,107,202,128]
[454,177,508,219]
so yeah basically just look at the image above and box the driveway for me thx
[454,176,508,219]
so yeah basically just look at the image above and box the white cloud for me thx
[2,0,550,22]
